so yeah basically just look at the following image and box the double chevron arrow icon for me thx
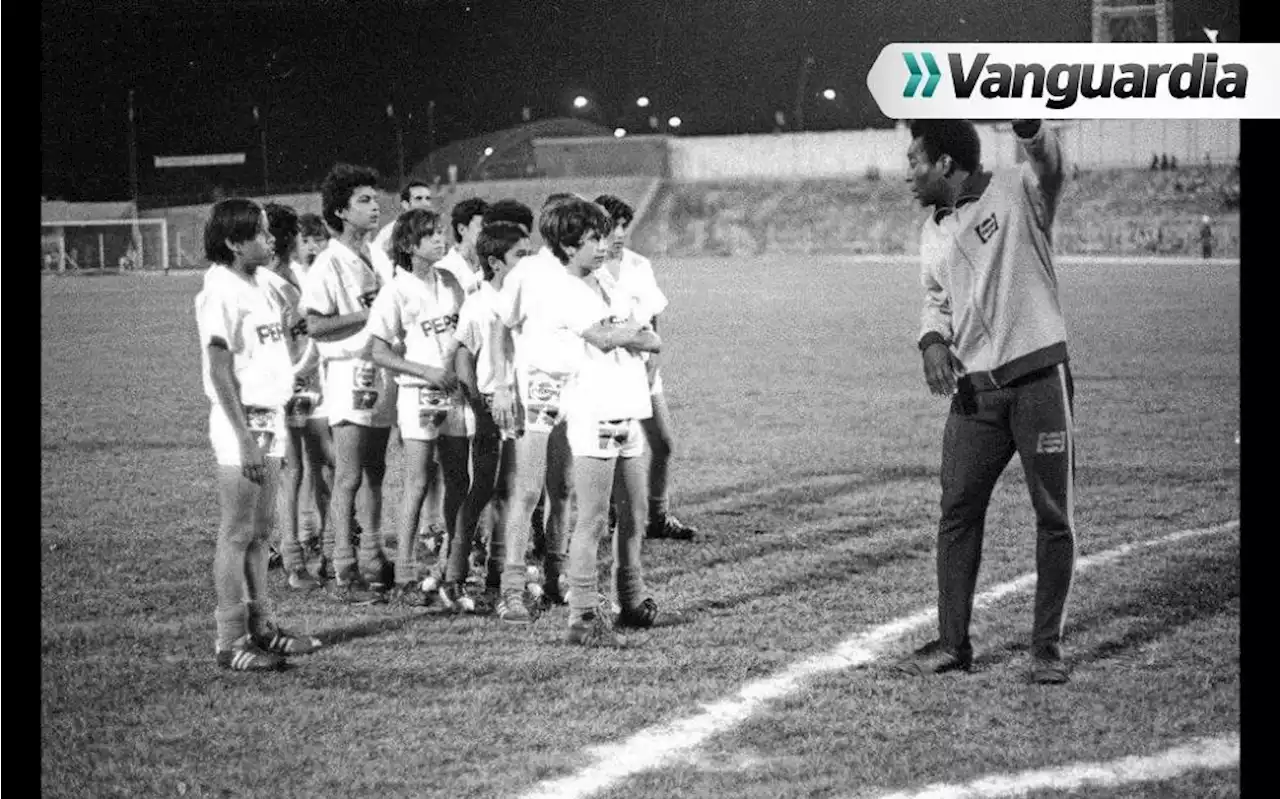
[903,52,941,98]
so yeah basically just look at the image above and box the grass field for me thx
[40,254,1240,799]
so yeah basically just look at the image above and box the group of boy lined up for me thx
[196,161,695,671]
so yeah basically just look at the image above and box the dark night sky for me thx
[41,0,1240,201]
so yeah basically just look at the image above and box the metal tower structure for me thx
[1091,0,1175,43]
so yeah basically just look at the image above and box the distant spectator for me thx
[1160,154,1169,171]
[1150,154,1160,171]
[1170,155,1178,171]
[1199,215,1214,259]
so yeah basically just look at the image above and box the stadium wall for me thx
[664,120,1239,180]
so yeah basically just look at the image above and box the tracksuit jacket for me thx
[917,125,1068,388]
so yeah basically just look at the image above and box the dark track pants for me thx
[936,362,1076,659]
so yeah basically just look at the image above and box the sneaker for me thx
[566,612,627,648]
[419,573,441,594]
[615,597,685,629]
[216,635,286,671]
[287,567,322,592]
[390,582,433,608]
[497,592,532,625]
[893,640,973,676]
[253,622,323,656]
[439,582,477,614]
[646,514,698,541]
[331,565,386,605]
[1031,656,1070,685]
[267,545,284,570]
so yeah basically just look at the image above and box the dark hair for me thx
[908,120,982,174]
[298,213,329,240]
[594,194,634,228]
[483,198,534,232]
[400,180,432,204]
[321,163,381,232]
[476,221,528,281]
[204,198,265,264]
[264,203,299,261]
[450,197,490,243]
[539,197,611,264]
[542,192,579,209]
[389,208,441,272]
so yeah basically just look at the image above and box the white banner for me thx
[867,43,1278,119]
[154,153,247,168]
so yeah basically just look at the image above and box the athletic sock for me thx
[214,605,249,652]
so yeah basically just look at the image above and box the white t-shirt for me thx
[300,237,383,361]
[364,267,466,388]
[369,221,398,285]
[499,251,595,377]
[195,264,293,409]
[598,247,668,323]
[437,246,483,296]
[561,275,653,423]
[259,267,309,366]
[455,281,506,395]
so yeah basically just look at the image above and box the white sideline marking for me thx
[518,520,1240,799]
[871,732,1239,799]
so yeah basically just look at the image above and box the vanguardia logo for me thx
[947,52,1247,109]
[903,52,941,98]
[867,43,1276,119]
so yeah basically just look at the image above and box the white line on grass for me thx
[870,732,1239,799]
[518,519,1240,799]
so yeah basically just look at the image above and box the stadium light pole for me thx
[794,54,815,132]
[127,89,141,265]
[253,104,271,196]
[388,102,406,188]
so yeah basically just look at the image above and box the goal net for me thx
[41,218,169,272]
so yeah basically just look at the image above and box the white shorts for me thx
[397,385,471,441]
[286,371,324,429]
[518,368,573,435]
[210,404,286,466]
[323,358,397,428]
[567,416,647,460]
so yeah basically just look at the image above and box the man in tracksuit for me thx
[895,119,1076,685]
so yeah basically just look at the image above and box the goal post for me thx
[41,217,169,273]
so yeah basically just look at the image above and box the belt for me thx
[960,364,1057,392]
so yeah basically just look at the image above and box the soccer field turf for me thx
[41,256,1239,798]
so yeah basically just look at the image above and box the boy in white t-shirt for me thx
[370,180,435,284]
[490,197,655,632]
[542,198,666,645]
[449,221,533,607]
[595,194,699,542]
[292,213,336,557]
[195,198,322,671]
[366,208,473,608]
[260,203,329,592]
[413,196,489,558]
[300,163,395,604]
